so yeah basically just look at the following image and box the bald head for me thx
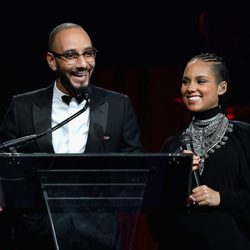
[48,22,90,51]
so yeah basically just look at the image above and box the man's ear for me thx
[46,52,57,71]
[218,81,227,95]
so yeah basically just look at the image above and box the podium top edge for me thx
[0,152,191,158]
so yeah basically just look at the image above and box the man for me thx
[0,22,144,250]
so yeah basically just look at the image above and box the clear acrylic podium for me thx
[0,153,192,250]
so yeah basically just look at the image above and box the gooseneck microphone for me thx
[180,131,200,186]
[0,87,91,153]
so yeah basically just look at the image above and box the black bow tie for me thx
[61,94,85,105]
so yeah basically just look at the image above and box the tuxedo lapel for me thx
[33,85,54,152]
[85,90,108,153]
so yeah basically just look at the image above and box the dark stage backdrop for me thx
[1,0,250,152]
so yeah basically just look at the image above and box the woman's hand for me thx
[182,150,220,207]
[183,149,200,171]
[190,185,220,206]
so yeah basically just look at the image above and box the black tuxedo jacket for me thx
[0,83,144,153]
[0,83,144,250]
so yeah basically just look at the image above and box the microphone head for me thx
[83,84,92,100]
[180,131,192,147]
[84,85,92,100]
[75,85,92,101]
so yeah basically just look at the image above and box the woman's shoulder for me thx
[229,120,250,145]
[160,130,184,153]
[230,120,250,131]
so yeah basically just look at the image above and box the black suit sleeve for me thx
[120,96,144,153]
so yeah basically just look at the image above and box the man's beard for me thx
[57,70,89,96]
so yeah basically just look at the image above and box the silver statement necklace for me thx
[185,112,233,174]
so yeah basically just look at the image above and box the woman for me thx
[151,53,250,250]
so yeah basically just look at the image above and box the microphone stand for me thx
[0,96,90,248]
[0,99,90,153]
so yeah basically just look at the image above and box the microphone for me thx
[180,132,200,186]
[0,89,91,153]
[0,134,39,153]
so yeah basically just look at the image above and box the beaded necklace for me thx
[183,112,233,174]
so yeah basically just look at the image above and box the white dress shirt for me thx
[51,83,90,153]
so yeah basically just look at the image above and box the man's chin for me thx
[73,82,89,89]
[73,84,89,95]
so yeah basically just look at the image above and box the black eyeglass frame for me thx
[50,48,98,64]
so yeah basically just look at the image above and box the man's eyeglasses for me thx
[50,48,98,65]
